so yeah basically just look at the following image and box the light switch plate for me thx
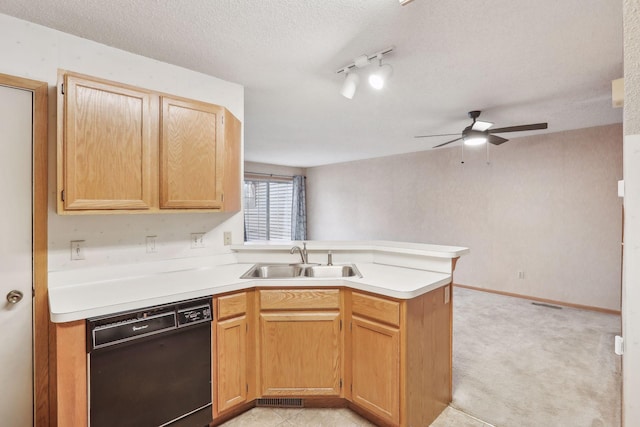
[191,233,205,249]
[70,240,85,260]
[146,236,157,253]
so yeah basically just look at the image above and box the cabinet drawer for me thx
[217,292,247,320]
[352,292,400,327]
[260,289,340,310]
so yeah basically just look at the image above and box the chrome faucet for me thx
[290,242,308,264]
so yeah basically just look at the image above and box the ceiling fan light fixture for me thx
[340,69,360,99]
[463,136,487,146]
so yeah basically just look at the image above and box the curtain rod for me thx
[245,171,305,179]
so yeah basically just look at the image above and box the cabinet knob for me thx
[6,290,24,304]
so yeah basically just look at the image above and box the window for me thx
[244,178,293,241]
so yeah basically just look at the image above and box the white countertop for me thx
[48,262,452,322]
[48,240,466,323]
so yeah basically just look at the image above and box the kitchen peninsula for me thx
[48,241,468,427]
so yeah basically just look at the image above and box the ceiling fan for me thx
[415,111,548,148]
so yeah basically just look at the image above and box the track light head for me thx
[340,70,359,99]
[369,62,393,90]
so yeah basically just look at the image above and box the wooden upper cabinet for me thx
[160,97,224,209]
[56,71,242,214]
[222,111,242,212]
[61,74,153,210]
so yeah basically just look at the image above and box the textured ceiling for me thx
[0,0,623,167]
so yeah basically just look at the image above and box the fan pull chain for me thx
[461,142,465,164]
[486,141,491,165]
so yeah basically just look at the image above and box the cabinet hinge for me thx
[350,383,353,392]
[61,190,65,202]
[221,193,224,202]
[350,321,352,331]
[60,83,64,95]
[222,115,224,125]
[340,379,342,388]
[246,383,249,393]
[340,320,342,331]
[246,323,248,333]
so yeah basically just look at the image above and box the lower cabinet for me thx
[258,289,342,396]
[348,287,452,427]
[259,311,342,396]
[351,316,400,424]
[216,315,248,412]
[214,291,254,417]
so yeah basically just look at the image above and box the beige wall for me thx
[0,13,245,271]
[307,124,623,311]
[623,0,640,425]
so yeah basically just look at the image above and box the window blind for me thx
[244,179,293,241]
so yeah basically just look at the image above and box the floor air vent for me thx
[256,398,304,408]
[531,302,562,309]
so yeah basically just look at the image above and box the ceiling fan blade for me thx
[414,133,460,138]
[488,134,509,145]
[489,123,548,133]
[433,137,463,148]
[472,120,493,131]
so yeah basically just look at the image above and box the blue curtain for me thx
[291,175,307,240]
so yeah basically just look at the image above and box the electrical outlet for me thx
[518,271,525,279]
[224,231,232,245]
[71,240,85,260]
[191,233,205,249]
[146,236,157,253]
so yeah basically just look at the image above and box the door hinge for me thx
[60,83,64,95]
[61,190,65,202]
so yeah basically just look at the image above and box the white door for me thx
[0,84,34,426]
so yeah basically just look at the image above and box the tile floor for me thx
[218,405,493,427]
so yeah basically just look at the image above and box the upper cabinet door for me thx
[62,74,153,210]
[160,97,224,209]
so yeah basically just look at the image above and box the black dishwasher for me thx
[87,297,213,427]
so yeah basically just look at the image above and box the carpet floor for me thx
[452,287,622,427]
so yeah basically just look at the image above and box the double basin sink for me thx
[241,263,362,279]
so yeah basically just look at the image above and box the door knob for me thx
[6,290,23,304]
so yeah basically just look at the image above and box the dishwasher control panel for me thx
[177,303,212,327]
[87,297,213,352]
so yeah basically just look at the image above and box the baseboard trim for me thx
[453,284,621,315]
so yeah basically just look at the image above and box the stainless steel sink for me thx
[241,264,304,279]
[240,263,361,279]
[303,265,361,278]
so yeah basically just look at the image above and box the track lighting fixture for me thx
[336,47,394,99]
